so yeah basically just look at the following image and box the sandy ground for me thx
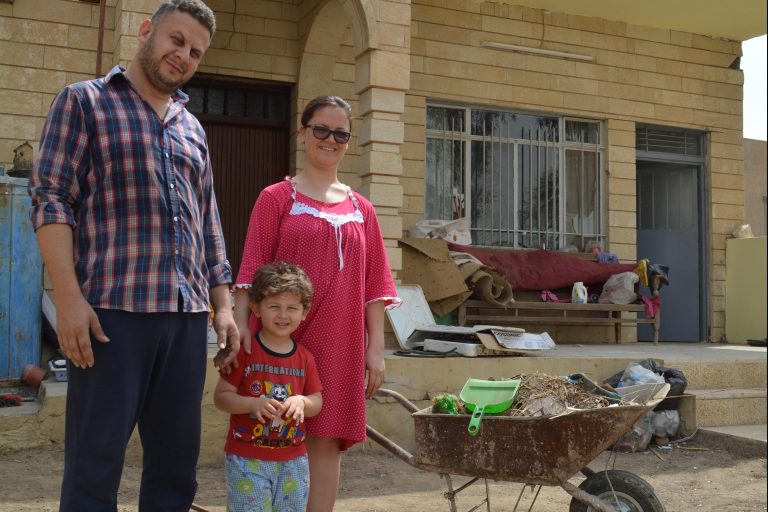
[0,437,765,512]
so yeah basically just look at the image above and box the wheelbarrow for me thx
[366,383,670,512]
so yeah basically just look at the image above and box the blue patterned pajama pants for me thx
[225,452,310,512]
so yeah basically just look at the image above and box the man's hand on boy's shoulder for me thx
[213,347,238,373]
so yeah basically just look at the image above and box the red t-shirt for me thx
[220,335,323,461]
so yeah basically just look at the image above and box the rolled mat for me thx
[450,252,514,306]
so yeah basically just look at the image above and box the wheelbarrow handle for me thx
[366,388,419,468]
[373,388,420,413]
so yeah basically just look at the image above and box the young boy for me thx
[214,261,323,511]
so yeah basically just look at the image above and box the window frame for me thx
[425,102,605,251]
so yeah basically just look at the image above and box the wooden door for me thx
[185,79,291,277]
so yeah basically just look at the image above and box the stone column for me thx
[112,0,155,68]
[355,53,409,273]
[354,0,411,272]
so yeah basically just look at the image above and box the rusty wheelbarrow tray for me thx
[366,384,670,512]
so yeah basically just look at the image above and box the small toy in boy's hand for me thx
[432,393,462,414]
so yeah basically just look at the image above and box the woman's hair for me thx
[248,261,314,310]
[152,0,216,38]
[300,95,353,131]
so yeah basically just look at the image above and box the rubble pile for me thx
[431,372,618,417]
[506,372,613,417]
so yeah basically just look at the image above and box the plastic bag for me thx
[603,358,688,411]
[731,223,754,239]
[616,363,665,388]
[409,218,472,246]
[598,272,638,305]
[613,411,653,453]
[650,410,680,438]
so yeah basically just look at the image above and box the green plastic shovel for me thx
[460,378,521,436]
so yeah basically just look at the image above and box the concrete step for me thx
[672,360,767,390]
[0,399,42,452]
[703,424,767,443]
[0,378,66,454]
[695,425,767,459]
[688,388,768,427]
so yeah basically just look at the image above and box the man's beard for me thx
[138,34,189,95]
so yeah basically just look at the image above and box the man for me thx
[28,1,239,510]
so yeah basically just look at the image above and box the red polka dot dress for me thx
[236,179,400,450]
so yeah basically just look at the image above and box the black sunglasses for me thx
[304,124,351,144]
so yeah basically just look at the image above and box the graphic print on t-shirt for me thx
[233,362,308,450]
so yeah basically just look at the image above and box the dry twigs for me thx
[504,372,613,417]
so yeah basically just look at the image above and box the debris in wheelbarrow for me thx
[507,372,616,417]
[432,372,628,423]
[431,393,463,415]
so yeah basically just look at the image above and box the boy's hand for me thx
[249,396,284,423]
[279,395,307,424]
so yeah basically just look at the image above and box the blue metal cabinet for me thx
[0,175,42,382]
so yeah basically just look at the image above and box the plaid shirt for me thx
[29,66,232,313]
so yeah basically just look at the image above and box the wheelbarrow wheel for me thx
[569,469,665,512]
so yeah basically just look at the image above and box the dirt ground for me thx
[0,435,765,512]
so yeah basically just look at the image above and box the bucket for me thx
[21,364,46,387]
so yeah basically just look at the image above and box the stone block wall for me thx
[0,0,749,341]
[403,0,745,341]
[0,0,116,170]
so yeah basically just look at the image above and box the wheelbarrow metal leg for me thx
[511,484,543,512]
[441,474,460,512]
[524,485,542,512]
[561,481,615,512]
[441,474,491,512]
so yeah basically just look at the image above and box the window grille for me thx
[183,81,289,127]
[425,105,604,251]
[636,125,702,156]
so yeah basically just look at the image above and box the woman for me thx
[232,95,400,511]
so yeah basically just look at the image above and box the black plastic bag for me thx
[603,358,687,411]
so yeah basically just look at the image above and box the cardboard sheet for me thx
[476,330,556,352]
[387,285,554,356]
[399,238,471,316]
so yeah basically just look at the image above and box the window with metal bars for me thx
[425,104,604,251]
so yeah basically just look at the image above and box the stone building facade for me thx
[1,0,764,342]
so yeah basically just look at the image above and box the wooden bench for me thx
[457,299,660,345]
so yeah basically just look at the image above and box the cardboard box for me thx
[398,238,471,316]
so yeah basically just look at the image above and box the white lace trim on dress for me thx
[289,182,363,270]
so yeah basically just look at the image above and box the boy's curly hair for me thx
[248,261,313,310]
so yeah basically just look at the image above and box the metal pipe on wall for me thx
[95,0,107,77]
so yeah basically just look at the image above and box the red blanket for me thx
[447,244,636,292]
